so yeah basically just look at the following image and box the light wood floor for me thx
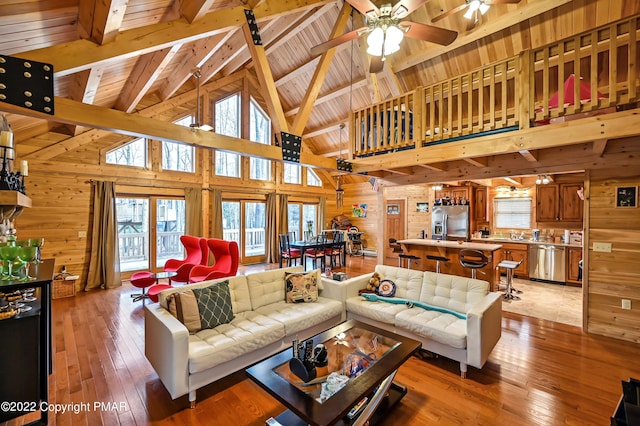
[7,255,640,425]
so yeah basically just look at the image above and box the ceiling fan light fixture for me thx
[464,0,481,19]
[385,24,404,47]
[393,5,408,18]
[479,3,490,14]
[366,27,385,56]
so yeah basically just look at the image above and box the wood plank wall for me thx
[587,169,640,343]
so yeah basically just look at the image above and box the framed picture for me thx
[616,186,637,208]
[416,202,429,212]
[352,203,367,218]
[386,204,400,215]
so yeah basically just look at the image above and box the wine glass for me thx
[18,245,37,280]
[0,245,20,280]
[29,238,44,263]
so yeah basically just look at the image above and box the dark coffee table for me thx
[246,320,420,426]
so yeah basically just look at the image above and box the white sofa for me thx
[322,265,502,377]
[144,266,344,405]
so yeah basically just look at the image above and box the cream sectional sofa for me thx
[322,264,502,377]
[144,266,344,405]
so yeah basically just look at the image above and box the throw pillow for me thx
[166,290,202,333]
[285,269,319,303]
[192,281,235,329]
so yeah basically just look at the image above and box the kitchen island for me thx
[397,239,503,288]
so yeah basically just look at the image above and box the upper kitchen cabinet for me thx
[536,183,584,223]
[473,187,488,222]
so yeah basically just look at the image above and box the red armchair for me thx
[163,235,209,284]
[189,239,239,283]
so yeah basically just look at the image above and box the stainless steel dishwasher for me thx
[529,244,566,283]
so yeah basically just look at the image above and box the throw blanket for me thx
[360,293,467,320]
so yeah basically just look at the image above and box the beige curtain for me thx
[185,187,203,236]
[86,181,121,290]
[265,193,278,263]
[319,196,327,230]
[211,189,223,239]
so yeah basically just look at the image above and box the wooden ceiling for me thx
[1,0,639,187]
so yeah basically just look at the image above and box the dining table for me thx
[289,238,347,271]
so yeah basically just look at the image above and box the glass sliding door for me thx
[288,204,300,241]
[155,199,186,269]
[245,202,265,261]
[116,196,185,273]
[222,201,241,245]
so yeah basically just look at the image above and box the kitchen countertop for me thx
[471,237,582,248]
[398,239,503,251]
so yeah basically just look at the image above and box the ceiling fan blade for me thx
[401,21,458,46]
[369,56,385,74]
[392,0,429,18]
[310,27,368,56]
[466,10,479,32]
[486,0,522,4]
[346,0,379,18]
[431,4,469,23]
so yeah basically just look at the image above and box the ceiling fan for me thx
[311,0,458,72]
[431,0,521,31]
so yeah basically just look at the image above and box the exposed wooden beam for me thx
[592,138,608,156]
[351,108,640,173]
[159,32,231,100]
[77,0,129,45]
[518,149,538,162]
[285,78,368,117]
[383,167,414,176]
[180,0,217,23]
[242,17,289,134]
[503,177,523,186]
[463,157,488,168]
[394,0,573,72]
[14,0,333,77]
[292,3,352,135]
[2,97,335,170]
[115,45,183,112]
[303,119,348,139]
[417,163,447,172]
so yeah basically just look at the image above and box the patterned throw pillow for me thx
[192,281,235,329]
[285,269,319,303]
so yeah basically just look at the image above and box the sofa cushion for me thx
[374,265,424,300]
[247,266,304,309]
[395,307,467,349]
[159,274,252,314]
[346,296,409,325]
[192,281,235,330]
[254,297,343,336]
[188,311,285,374]
[419,271,489,313]
[285,269,320,303]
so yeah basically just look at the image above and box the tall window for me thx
[287,204,300,240]
[288,202,318,239]
[494,198,532,229]
[162,116,194,172]
[106,138,146,167]
[215,94,241,177]
[284,163,301,184]
[222,200,266,262]
[249,98,271,181]
[307,168,322,186]
[116,197,186,272]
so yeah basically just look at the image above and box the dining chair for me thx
[325,231,344,268]
[278,234,301,268]
[304,234,326,270]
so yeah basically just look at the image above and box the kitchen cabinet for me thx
[474,187,487,222]
[497,242,529,279]
[536,183,584,223]
[566,246,583,286]
[435,187,470,204]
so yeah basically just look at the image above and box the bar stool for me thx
[459,249,488,279]
[399,253,420,269]
[498,259,523,301]
[426,255,450,273]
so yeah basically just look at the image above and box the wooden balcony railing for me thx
[350,15,640,158]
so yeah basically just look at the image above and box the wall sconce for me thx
[432,183,443,191]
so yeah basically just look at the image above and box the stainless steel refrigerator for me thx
[431,205,470,241]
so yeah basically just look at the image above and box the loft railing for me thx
[350,15,640,158]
